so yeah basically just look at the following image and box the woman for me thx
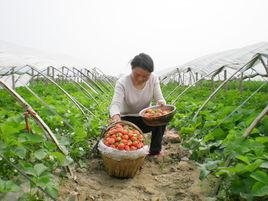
[109,53,166,156]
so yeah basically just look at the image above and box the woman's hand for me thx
[109,114,121,124]
[157,100,165,106]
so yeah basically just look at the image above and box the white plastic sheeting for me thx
[0,41,91,87]
[0,40,89,71]
[158,42,268,83]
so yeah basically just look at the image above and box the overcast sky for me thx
[0,0,268,76]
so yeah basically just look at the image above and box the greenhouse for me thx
[0,42,268,200]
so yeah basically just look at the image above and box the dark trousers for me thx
[121,116,166,154]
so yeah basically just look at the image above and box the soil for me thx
[58,130,211,201]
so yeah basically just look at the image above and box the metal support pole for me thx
[239,72,244,94]
[11,67,15,89]
[224,70,227,92]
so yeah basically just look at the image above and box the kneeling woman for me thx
[109,53,166,155]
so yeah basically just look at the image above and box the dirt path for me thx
[58,130,208,201]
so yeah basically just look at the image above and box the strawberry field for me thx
[0,78,268,201]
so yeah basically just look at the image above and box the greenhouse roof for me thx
[0,41,89,73]
[157,42,268,78]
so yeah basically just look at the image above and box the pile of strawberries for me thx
[143,108,171,118]
[103,123,144,151]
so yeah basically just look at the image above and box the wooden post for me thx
[62,67,64,83]
[175,74,178,83]
[266,59,268,75]
[243,104,268,138]
[211,76,214,91]
[200,75,203,90]
[224,70,227,92]
[217,73,220,88]
[45,67,50,85]
[239,72,243,94]
[189,72,192,85]
[182,72,185,86]
[47,67,50,77]
[86,69,89,82]
[11,67,15,89]
[52,67,55,80]
[31,68,34,84]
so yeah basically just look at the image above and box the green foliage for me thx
[0,81,111,199]
[165,80,268,200]
[1,79,267,200]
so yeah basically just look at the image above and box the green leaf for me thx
[251,182,268,197]
[14,147,27,159]
[34,163,48,177]
[36,175,50,186]
[212,128,225,140]
[35,174,54,188]
[260,162,268,169]
[246,114,259,127]
[63,156,73,166]
[34,149,47,160]
[250,128,260,134]
[0,179,5,191]
[250,170,268,184]
[198,160,221,180]
[230,178,248,195]
[73,126,87,142]
[0,141,6,154]
[204,120,217,127]
[44,141,57,151]
[204,132,214,142]
[24,133,44,143]
[5,180,20,192]
[0,179,20,192]
[256,137,268,144]
[59,136,70,146]
[249,141,265,156]
[236,155,250,165]
[46,186,58,199]
[18,135,28,143]
[260,116,268,134]
[199,166,210,180]
[52,152,65,165]
[240,192,254,200]
[24,167,36,177]
[244,159,263,173]
[180,126,195,135]
[0,123,19,135]
[233,163,247,174]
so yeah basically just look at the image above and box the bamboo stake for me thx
[193,55,259,119]
[211,75,214,91]
[28,65,87,115]
[243,104,268,138]
[239,72,244,94]
[11,67,15,89]
[214,103,268,196]
[224,70,227,92]
[0,79,75,178]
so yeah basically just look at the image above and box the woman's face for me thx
[131,67,151,84]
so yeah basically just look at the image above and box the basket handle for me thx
[105,120,143,136]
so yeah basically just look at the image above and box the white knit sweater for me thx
[109,73,166,117]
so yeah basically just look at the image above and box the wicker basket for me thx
[99,120,147,178]
[101,153,145,178]
[139,104,176,126]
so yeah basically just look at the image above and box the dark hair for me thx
[130,53,154,72]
